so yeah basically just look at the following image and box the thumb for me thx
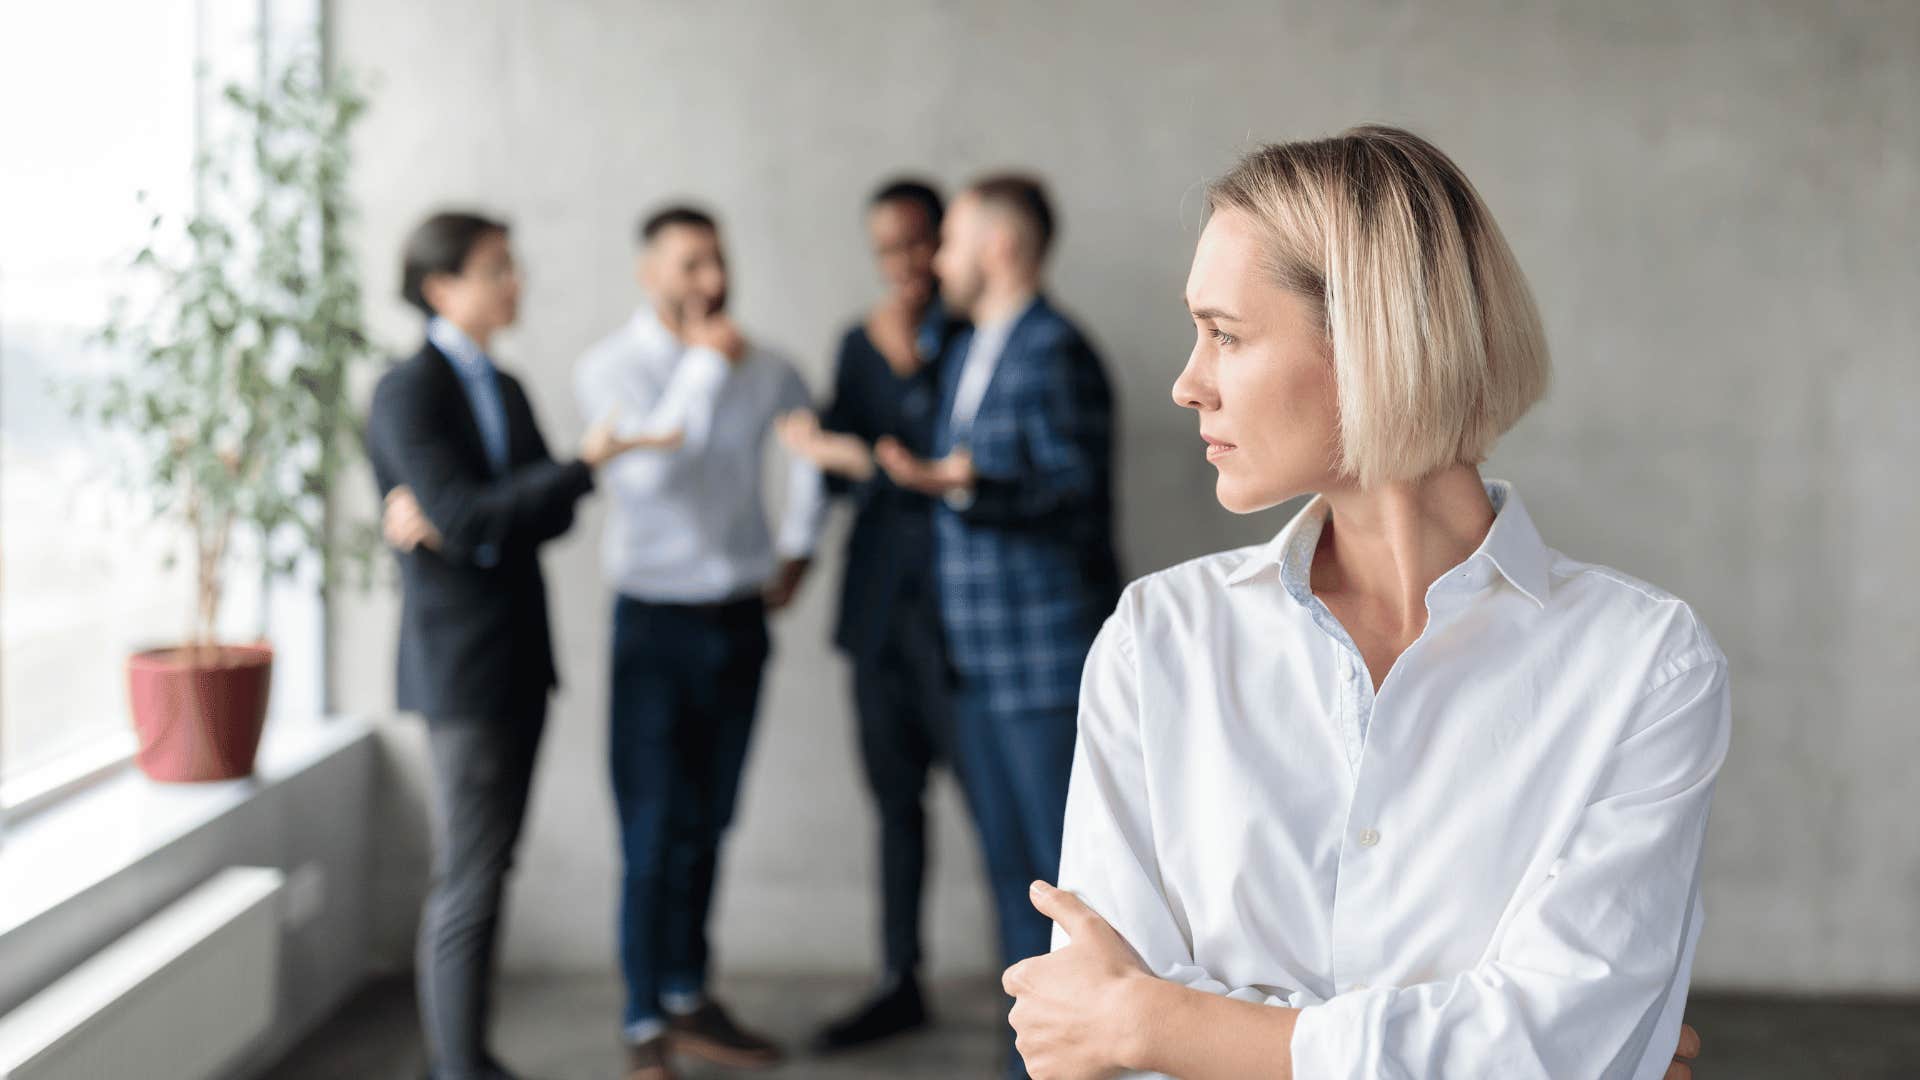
[1029,881,1098,939]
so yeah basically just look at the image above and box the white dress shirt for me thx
[1055,481,1729,1079]
[573,306,825,603]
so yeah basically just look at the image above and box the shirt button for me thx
[1357,828,1381,848]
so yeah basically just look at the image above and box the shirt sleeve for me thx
[1289,649,1731,1080]
[1054,597,1303,1016]
[574,340,728,497]
[643,344,728,451]
[773,364,827,559]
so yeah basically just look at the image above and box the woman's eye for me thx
[1209,327,1236,347]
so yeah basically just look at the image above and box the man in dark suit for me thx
[777,178,959,1051]
[873,176,1120,1080]
[365,211,672,1080]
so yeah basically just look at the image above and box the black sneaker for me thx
[812,975,930,1052]
[666,999,784,1068]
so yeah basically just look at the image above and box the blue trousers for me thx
[849,574,953,978]
[608,595,768,1031]
[951,686,1079,1080]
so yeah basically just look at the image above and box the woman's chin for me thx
[1215,478,1267,515]
[1216,473,1307,516]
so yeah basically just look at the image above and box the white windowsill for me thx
[0,736,140,820]
[0,716,374,942]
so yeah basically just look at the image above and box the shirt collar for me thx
[426,316,494,378]
[629,304,677,351]
[1225,478,1551,608]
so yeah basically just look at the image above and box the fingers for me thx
[382,488,441,553]
[1676,1023,1700,1059]
[774,410,819,453]
[1662,1062,1691,1080]
[936,450,974,487]
[622,429,684,452]
[1002,958,1032,997]
[1028,880,1098,939]
[384,514,431,552]
[873,437,914,472]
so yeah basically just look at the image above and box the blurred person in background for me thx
[573,205,823,1080]
[871,174,1120,1080]
[777,177,962,1052]
[367,210,674,1080]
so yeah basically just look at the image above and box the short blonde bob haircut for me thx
[1206,124,1550,489]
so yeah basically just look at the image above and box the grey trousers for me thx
[418,712,544,1080]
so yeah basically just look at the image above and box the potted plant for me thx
[74,57,377,782]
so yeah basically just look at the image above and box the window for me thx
[1,0,324,814]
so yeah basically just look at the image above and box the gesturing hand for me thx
[580,408,683,469]
[681,297,747,363]
[1003,882,1150,1080]
[873,436,973,497]
[763,556,811,612]
[383,486,442,553]
[776,410,875,481]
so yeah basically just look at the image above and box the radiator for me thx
[0,866,285,1080]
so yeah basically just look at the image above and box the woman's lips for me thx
[1203,435,1236,461]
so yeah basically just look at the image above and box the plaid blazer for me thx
[932,296,1121,714]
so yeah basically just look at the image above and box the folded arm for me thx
[1019,598,1727,1080]
[366,371,592,566]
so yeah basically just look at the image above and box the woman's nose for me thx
[1172,352,1213,411]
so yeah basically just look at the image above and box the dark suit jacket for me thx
[931,295,1121,715]
[817,319,947,659]
[364,342,595,722]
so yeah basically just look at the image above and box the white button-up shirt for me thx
[574,306,824,603]
[1054,481,1730,1079]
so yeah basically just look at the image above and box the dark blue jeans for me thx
[950,686,1079,1080]
[848,571,953,979]
[609,594,769,1031]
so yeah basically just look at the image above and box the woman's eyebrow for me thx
[1187,304,1242,322]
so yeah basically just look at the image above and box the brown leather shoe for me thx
[666,999,783,1068]
[624,1035,677,1080]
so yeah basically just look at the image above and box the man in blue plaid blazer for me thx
[875,175,1119,1078]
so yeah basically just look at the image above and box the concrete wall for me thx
[328,0,1920,991]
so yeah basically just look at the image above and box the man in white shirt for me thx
[573,206,823,1079]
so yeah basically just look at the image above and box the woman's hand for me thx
[1003,881,1152,1080]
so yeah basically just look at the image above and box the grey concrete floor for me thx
[263,974,1920,1079]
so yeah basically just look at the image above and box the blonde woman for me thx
[1002,126,1722,1080]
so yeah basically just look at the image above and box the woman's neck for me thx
[1314,464,1495,634]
